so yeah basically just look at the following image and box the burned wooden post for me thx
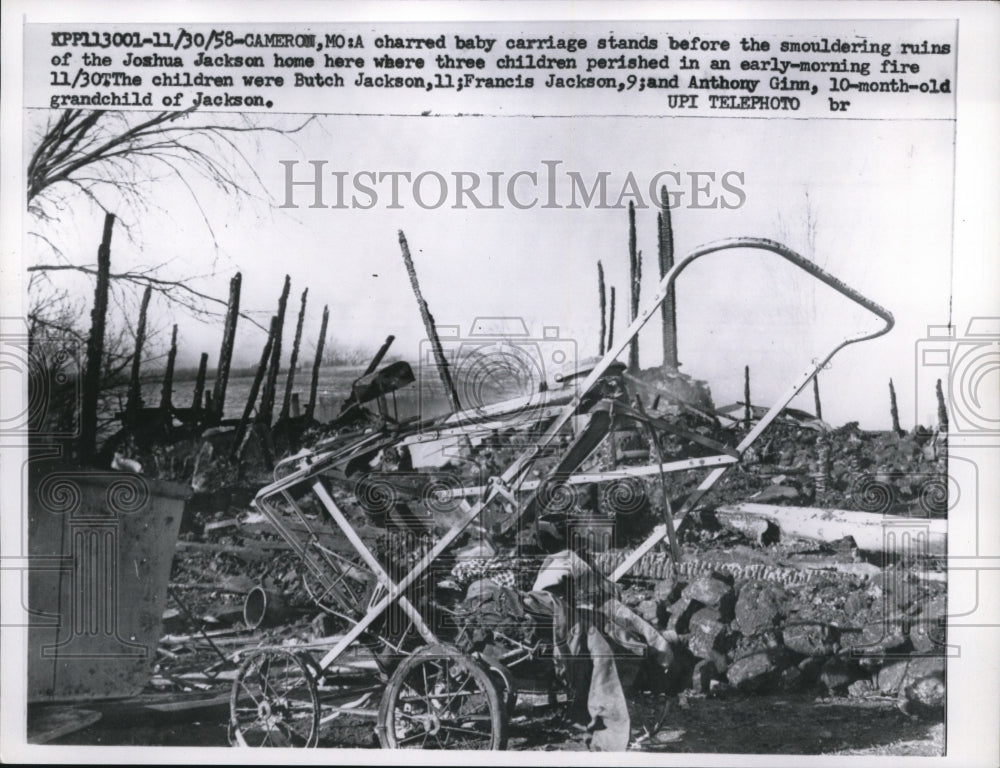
[744,365,752,431]
[607,286,616,350]
[279,287,308,422]
[627,201,642,374]
[232,316,278,457]
[192,352,208,412]
[365,334,396,376]
[125,284,153,423]
[814,431,831,500]
[79,213,115,461]
[211,272,241,423]
[399,230,461,413]
[889,377,902,435]
[934,378,948,475]
[813,374,823,421]
[935,378,948,432]
[159,324,178,410]
[340,335,397,414]
[657,185,678,369]
[598,261,607,356]
[305,305,329,422]
[259,275,290,427]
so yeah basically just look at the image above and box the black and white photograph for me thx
[1,3,997,764]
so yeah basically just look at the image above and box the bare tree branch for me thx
[26,263,269,331]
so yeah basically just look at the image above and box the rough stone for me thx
[667,597,700,635]
[734,580,786,636]
[843,590,872,616]
[876,656,946,695]
[848,678,875,698]
[905,673,946,711]
[909,595,947,653]
[839,618,909,657]
[716,512,778,545]
[727,649,782,692]
[636,599,661,626]
[782,621,835,657]
[687,607,727,659]
[682,575,735,622]
[653,576,682,604]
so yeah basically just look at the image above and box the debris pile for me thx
[33,215,946,754]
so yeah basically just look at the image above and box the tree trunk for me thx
[305,305,329,422]
[211,272,241,423]
[159,324,178,410]
[889,377,902,435]
[79,213,115,461]
[813,374,823,421]
[935,378,948,432]
[627,201,641,374]
[125,283,152,424]
[280,287,308,422]
[598,260,607,356]
[744,365,752,431]
[259,275,290,427]
[657,185,678,368]
[232,316,278,457]
[399,230,461,413]
[192,352,208,412]
[607,286,616,350]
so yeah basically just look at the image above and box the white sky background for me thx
[26,110,953,430]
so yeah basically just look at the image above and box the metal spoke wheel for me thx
[229,648,320,747]
[377,645,507,750]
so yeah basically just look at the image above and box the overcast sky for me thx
[26,111,953,430]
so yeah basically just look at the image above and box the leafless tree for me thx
[25,108,313,452]
[27,108,312,321]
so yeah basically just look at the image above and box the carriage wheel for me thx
[377,645,507,750]
[229,649,320,747]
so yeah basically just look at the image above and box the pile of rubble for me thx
[612,547,945,715]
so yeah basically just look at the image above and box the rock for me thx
[716,512,778,545]
[905,673,946,711]
[727,650,782,692]
[782,621,835,657]
[843,590,872,616]
[909,595,947,653]
[819,657,859,695]
[839,619,909,657]
[734,580,786,636]
[682,575,735,622]
[687,608,727,659]
[848,678,874,698]
[667,597,700,635]
[636,599,662,626]
[653,577,681,604]
[909,620,945,655]
[876,656,946,695]
[830,535,858,556]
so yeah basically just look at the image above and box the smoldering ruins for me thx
[26,194,948,754]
